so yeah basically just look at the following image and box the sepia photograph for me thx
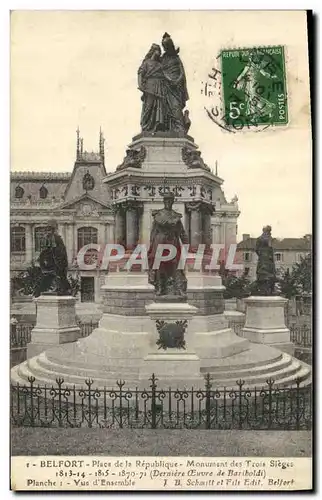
[9,9,313,491]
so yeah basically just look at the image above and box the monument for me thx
[27,220,80,358]
[147,192,188,299]
[12,34,310,390]
[242,225,295,355]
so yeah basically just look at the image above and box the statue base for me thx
[12,272,310,391]
[242,296,295,355]
[141,301,203,387]
[27,295,80,359]
[154,294,187,303]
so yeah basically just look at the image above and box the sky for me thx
[10,10,312,239]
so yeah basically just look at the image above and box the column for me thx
[115,206,125,245]
[72,223,77,264]
[98,223,105,246]
[66,223,75,265]
[186,203,202,251]
[104,223,109,244]
[213,223,222,244]
[125,204,138,250]
[58,223,66,245]
[202,209,212,247]
[25,224,33,264]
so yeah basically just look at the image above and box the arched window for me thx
[11,226,25,252]
[34,226,50,252]
[39,185,48,199]
[77,226,98,252]
[15,186,24,199]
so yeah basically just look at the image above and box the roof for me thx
[77,151,102,163]
[237,237,312,251]
[11,171,71,181]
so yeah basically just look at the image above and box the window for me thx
[275,253,283,262]
[77,227,98,252]
[244,252,251,262]
[34,226,50,252]
[11,226,25,252]
[15,186,24,199]
[39,185,48,199]
[244,267,250,277]
[81,277,95,302]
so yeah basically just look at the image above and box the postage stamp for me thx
[9,10,312,493]
[220,46,288,128]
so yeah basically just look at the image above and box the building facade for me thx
[236,233,312,280]
[10,130,240,304]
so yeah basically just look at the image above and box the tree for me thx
[278,253,312,299]
[277,268,298,299]
[11,264,80,298]
[11,264,42,297]
[291,253,312,296]
[222,270,252,299]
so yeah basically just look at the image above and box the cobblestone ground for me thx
[11,428,311,457]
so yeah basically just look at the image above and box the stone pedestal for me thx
[242,296,294,355]
[27,295,80,358]
[142,301,203,386]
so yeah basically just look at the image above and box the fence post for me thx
[117,379,125,429]
[150,373,157,429]
[86,379,93,428]
[56,378,64,427]
[205,373,212,429]
[28,376,36,426]
[295,378,301,430]
[237,379,245,430]
[267,378,274,429]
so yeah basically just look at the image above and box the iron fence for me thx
[79,321,99,338]
[10,323,33,348]
[228,318,312,351]
[10,321,98,368]
[10,321,98,348]
[289,324,312,349]
[10,374,312,430]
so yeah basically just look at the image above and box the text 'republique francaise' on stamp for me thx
[220,46,288,130]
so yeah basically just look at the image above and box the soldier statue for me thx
[255,225,277,295]
[148,192,188,300]
[36,220,71,296]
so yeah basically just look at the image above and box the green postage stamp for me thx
[220,46,288,128]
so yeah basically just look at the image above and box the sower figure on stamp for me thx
[148,192,188,300]
[233,50,278,121]
[255,225,277,296]
[36,220,71,296]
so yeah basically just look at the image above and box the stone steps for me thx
[11,346,311,392]
[29,355,138,386]
[201,352,292,379]
[13,358,138,390]
[204,357,305,388]
[36,352,140,382]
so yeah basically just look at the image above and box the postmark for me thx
[220,46,288,129]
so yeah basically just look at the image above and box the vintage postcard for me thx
[10,10,312,491]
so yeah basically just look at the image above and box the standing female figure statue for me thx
[138,34,189,134]
[138,44,166,132]
[161,32,189,133]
